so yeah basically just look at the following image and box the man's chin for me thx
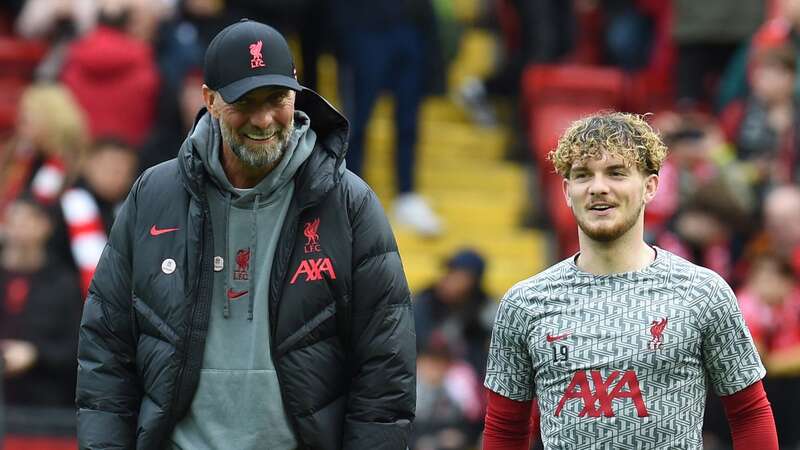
[577,221,627,243]
[232,144,283,168]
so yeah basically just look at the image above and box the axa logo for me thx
[234,248,250,280]
[555,370,649,417]
[649,317,668,350]
[249,40,265,68]
[290,257,337,284]
[304,218,321,253]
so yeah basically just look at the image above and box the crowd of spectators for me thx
[0,0,799,449]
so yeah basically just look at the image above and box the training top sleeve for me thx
[700,272,767,396]
[484,286,535,401]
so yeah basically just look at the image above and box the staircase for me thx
[317,28,548,299]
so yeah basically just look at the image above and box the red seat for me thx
[528,102,613,166]
[0,38,48,78]
[4,435,77,450]
[522,64,626,107]
[527,102,610,259]
[0,77,28,134]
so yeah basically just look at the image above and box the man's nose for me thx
[249,105,274,129]
[587,173,610,194]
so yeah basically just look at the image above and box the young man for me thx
[483,112,778,449]
[76,19,416,449]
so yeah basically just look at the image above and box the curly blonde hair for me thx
[547,111,667,178]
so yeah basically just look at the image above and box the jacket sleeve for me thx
[343,188,416,449]
[76,179,141,449]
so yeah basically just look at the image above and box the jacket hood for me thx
[178,88,349,207]
[197,110,315,206]
[66,26,155,78]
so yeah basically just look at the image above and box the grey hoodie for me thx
[170,110,316,450]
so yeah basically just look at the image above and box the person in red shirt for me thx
[737,252,800,447]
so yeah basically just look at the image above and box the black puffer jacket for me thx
[76,89,416,450]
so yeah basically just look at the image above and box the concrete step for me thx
[364,160,526,194]
[398,239,544,298]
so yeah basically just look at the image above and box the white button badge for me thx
[162,258,176,274]
[214,256,224,272]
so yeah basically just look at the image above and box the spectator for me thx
[650,114,753,226]
[721,46,800,196]
[14,0,95,40]
[154,0,241,94]
[334,0,443,236]
[737,253,800,448]
[414,248,495,377]
[0,83,88,220]
[671,0,764,108]
[227,0,329,91]
[59,137,138,294]
[139,67,205,173]
[413,331,483,450]
[603,0,655,71]
[656,183,749,283]
[718,0,800,109]
[60,0,160,147]
[121,0,174,43]
[746,185,800,275]
[0,196,83,409]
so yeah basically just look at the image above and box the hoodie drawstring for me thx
[223,192,232,319]
[247,194,259,321]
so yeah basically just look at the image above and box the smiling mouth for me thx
[243,132,276,141]
[588,204,615,211]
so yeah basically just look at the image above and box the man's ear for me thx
[562,177,572,208]
[643,173,659,204]
[202,84,219,118]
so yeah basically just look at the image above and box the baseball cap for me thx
[204,19,302,103]
[446,248,486,280]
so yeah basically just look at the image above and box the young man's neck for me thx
[575,225,655,275]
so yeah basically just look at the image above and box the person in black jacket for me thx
[1,196,83,409]
[75,19,416,450]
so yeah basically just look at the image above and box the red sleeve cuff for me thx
[483,390,533,450]
[720,380,778,450]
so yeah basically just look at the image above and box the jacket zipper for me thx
[170,203,213,423]
[269,206,311,449]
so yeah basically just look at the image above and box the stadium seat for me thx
[0,77,27,134]
[0,37,47,78]
[522,64,626,107]
[4,436,77,450]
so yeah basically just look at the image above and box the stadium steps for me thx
[317,29,548,298]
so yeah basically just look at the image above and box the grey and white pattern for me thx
[485,248,765,450]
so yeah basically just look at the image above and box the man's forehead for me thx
[238,86,292,101]
[570,152,631,170]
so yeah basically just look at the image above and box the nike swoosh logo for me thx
[227,288,248,300]
[546,332,570,343]
[150,225,180,236]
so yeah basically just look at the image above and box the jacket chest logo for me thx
[290,258,337,284]
[303,218,321,253]
[292,218,336,284]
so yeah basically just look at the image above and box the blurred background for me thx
[0,0,799,449]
